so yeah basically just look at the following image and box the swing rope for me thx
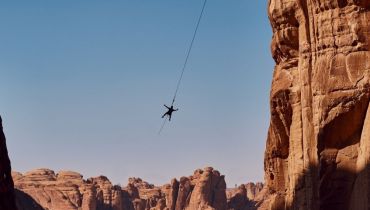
[158,116,168,135]
[171,0,208,106]
[159,0,208,135]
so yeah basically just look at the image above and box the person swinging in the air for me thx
[161,104,178,121]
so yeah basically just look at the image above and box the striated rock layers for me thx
[264,0,370,209]
[0,116,18,210]
[14,167,262,210]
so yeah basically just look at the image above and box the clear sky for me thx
[0,0,274,186]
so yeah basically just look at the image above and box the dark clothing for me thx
[162,105,178,121]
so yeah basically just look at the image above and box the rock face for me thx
[14,167,240,210]
[264,0,370,209]
[0,116,18,210]
[226,183,264,210]
[226,183,264,204]
[14,169,96,210]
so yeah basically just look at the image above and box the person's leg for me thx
[162,113,166,118]
[169,114,172,121]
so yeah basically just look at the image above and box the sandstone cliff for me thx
[226,183,264,210]
[14,167,262,210]
[264,0,370,209]
[0,116,18,210]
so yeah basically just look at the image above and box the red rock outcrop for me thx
[226,183,265,210]
[14,169,96,210]
[264,0,370,209]
[226,183,264,203]
[14,167,233,210]
[0,116,18,210]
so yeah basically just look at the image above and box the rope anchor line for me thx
[171,0,208,106]
[159,0,208,135]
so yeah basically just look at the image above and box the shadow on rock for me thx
[15,189,45,210]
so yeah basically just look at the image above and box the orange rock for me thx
[14,167,232,210]
[264,0,370,209]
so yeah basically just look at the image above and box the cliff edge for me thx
[0,116,18,210]
[264,0,370,209]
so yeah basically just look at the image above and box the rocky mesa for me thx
[13,168,264,210]
[264,0,370,209]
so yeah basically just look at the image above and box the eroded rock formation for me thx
[14,167,259,210]
[226,183,263,210]
[0,116,18,210]
[226,182,264,205]
[264,0,370,209]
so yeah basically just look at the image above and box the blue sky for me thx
[0,0,273,186]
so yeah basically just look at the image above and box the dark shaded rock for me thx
[0,116,18,210]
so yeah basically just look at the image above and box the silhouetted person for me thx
[162,105,178,121]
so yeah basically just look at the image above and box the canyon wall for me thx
[264,0,370,209]
[13,167,263,210]
[0,116,18,210]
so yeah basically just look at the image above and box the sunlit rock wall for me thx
[264,0,370,209]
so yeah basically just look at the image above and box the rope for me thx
[159,0,208,135]
[171,0,208,106]
[158,116,168,135]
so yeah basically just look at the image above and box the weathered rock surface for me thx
[226,183,267,210]
[227,183,264,204]
[14,167,261,210]
[0,116,18,210]
[264,0,370,209]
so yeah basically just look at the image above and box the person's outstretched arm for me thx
[164,104,170,109]
[174,109,179,111]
